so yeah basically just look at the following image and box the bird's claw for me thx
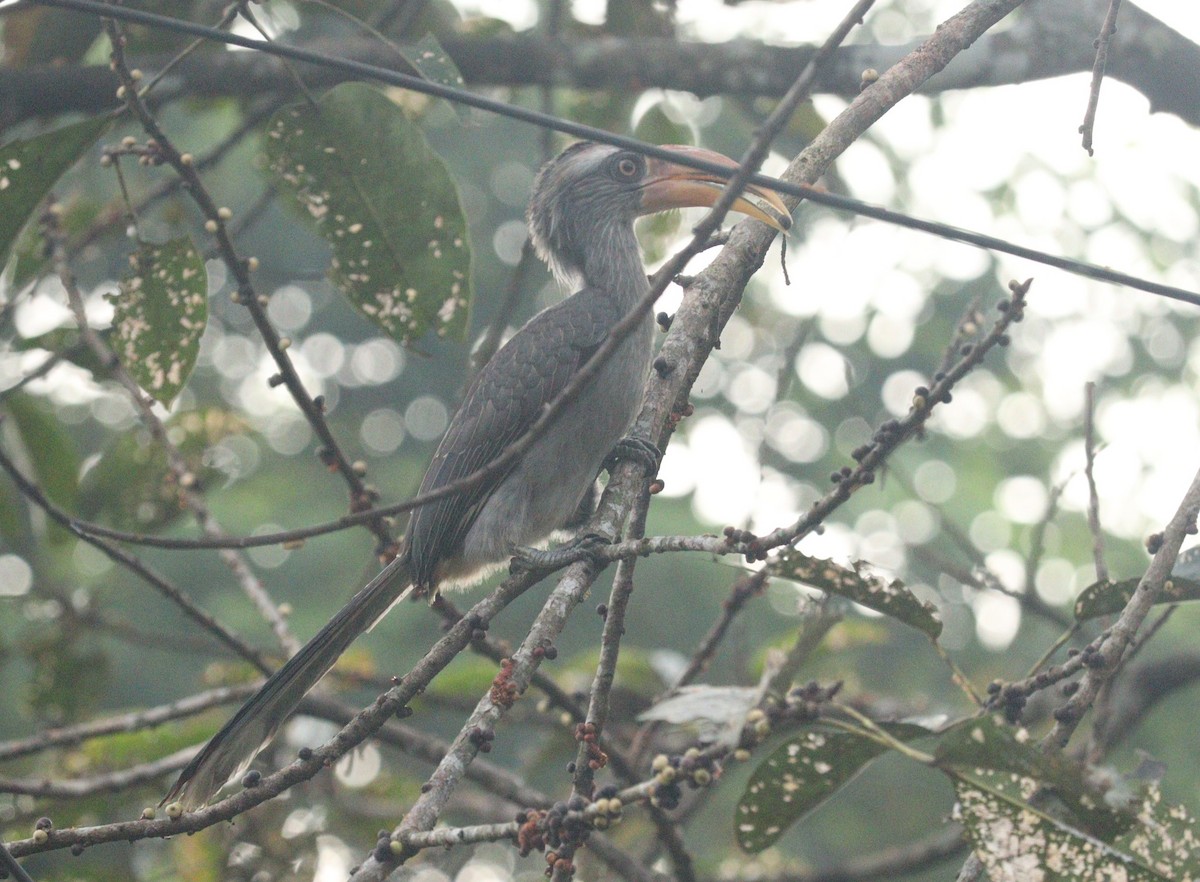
[603,436,662,476]
[509,532,613,573]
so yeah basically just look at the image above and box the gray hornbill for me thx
[164,141,792,808]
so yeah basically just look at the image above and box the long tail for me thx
[162,554,412,809]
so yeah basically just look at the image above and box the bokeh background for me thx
[2,1,1200,879]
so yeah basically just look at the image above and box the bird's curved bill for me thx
[639,145,793,232]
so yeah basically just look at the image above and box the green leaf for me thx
[936,714,1131,840]
[106,236,207,406]
[772,551,942,639]
[79,408,249,531]
[422,654,496,698]
[633,102,694,148]
[23,625,110,721]
[401,33,465,95]
[0,114,111,267]
[1073,576,1200,622]
[4,391,80,513]
[954,773,1164,882]
[735,722,929,852]
[1075,548,1200,621]
[1114,782,1200,879]
[264,83,471,344]
[555,645,666,698]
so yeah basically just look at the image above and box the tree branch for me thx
[5,0,1197,126]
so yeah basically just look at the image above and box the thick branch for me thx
[4,0,1197,126]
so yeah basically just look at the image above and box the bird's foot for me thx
[603,436,662,476]
[509,532,612,573]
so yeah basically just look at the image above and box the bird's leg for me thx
[510,437,661,574]
[602,435,662,476]
[509,532,613,574]
[565,481,599,530]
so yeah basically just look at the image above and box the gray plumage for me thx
[408,142,655,591]
[163,141,790,808]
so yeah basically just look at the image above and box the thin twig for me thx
[0,444,273,672]
[29,0,1200,305]
[0,844,35,882]
[45,197,299,655]
[1045,465,1200,750]
[628,570,768,764]
[1084,382,1108,581]
[0,686,256,762]
[570,488,651,799]
[69,99,280,257]
[104,15,397,555]
[0,754,187,798]
[7,567,544,859]
[1079,0,1122,155]
[754,281,1033,555]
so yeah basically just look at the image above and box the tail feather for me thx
[162,555,412,808]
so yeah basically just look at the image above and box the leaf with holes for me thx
[264,83,471,344]
[106,237,207,406]
[954,771,1164,882]
[735,723,929,852]
[772,550,942,639]
[0,114,110,267]
[936,714,1131,840]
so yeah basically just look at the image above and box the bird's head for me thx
[528,141,792,285]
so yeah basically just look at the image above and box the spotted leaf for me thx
[954,772,1164,882]
[936,714,1130,840]
[107,237,207,406]
[773,550,942,639]
[1113,782,1200,880]
[735,723,929,852]
[401,34,466,108]
[264,83,471,344]
[0,114,110,267]
[1075,548,1200,621]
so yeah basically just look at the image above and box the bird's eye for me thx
[612,154,642,181]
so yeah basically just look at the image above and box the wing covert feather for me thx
[406,290,619,587]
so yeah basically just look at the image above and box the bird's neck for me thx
[578,222,650,307]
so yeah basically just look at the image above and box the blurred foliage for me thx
[2,1,1200,881]
[78,408,250,531]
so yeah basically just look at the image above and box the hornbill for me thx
[164,141,792,808]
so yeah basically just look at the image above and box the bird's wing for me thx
[406,289,618,587]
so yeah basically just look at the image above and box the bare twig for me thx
[1083,382,1109,581]
[0,844,35,882]
[0,753,187,798]
[754,281,1033,556]
[104,15,397,555]
[6,567,543,859]
[570,488,652,799]
[0,444,273,672]
[0,685,256,762]
[46,200,299,654]
[1079,0,1123,155]
[1045,466,1200,749]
